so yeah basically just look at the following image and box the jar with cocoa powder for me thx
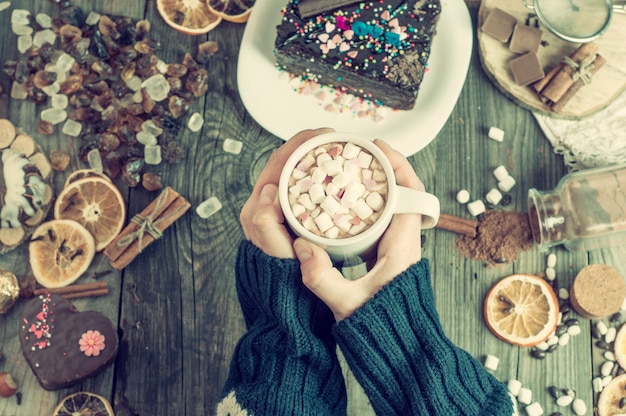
[528,163,626,251]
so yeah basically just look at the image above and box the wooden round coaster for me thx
[0,118,53,254]
[477,0,626,119]
[569,264,626,319]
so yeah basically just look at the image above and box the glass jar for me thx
[528,163,626,251]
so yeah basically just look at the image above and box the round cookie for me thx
[0,118,53,253]
[569,264,626,319]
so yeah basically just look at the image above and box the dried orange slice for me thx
[615,323,626,371]
[207,0,255,23]
[484,274,559,347]
[157,0,222,35]
[64,169,111,188]
[52,391,114,416]
[597,373,626,416]
[29,220,96,288]
[54,177,126,251]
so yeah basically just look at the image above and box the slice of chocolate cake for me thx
[274,0,442,110]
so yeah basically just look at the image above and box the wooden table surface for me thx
[0,1,625,415]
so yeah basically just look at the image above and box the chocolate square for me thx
[509,24,543,54]
[481,8,517,43]
[509,52,545,86]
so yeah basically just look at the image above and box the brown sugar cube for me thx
[509,52,545,86]
[570,264,626,319]
[509,24,542,54]
[481,8,518,42]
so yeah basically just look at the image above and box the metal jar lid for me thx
[523,0,614,43]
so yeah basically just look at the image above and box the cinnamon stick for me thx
[103,187,181,262]
[435,213,478,238]
[104,187,191,270]
[33,281,108,297]
[532,62,564,94]
[62,288,109,299]
[551,54,606,113]
[540,42,599,103]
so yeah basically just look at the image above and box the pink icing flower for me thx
[79,330,105,357]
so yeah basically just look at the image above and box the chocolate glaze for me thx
[274,0,441,110]
[19,294,118,390]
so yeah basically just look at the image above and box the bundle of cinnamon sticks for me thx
[104,187,191,270]
[533,42,606,113]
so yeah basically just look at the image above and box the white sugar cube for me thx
[223,138,243,155]
[488,126,505,142]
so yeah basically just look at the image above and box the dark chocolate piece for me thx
[481,8,517,43]
[509,52,545,86]
[19,294,118,390]
[298,0,363,18]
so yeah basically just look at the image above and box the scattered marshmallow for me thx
[488,126,505,142]
[493,165,509,182]
[467,200,486,217]
[517,387,532,405]
[498,175,516,192]
[483,354,499,371]
[507,379,522,396]
[485,188,503,205]
[524,402,543,416]
[456,189,470,204]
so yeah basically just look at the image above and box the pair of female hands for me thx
[240,128,425,321]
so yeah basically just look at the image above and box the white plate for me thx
[237,0,473,156]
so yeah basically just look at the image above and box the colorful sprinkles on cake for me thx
[276,0,441,111]
[22,294,54,351]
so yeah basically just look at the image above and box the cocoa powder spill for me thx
[455,210,533,266]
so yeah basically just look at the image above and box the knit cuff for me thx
[221,241,346,415]
[334,259,512,416]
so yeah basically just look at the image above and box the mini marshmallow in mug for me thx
[279,132,440,261]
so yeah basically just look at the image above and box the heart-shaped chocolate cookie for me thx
[19,294,118,390]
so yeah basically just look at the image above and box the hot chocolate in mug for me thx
[278,132,440,261]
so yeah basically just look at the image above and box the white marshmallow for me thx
[485,188,503,205]
[289,185,301,196]
[507,379,522,396]
[456,189,470,204]
[316,152,332,166]
[311,166,327,184]
[362,168,373,180]
[366,192,385,211]
[296,154,315,171]
[324,226,340,239]
[343,159,361,177]
[296,176,313,192]
[353,199,374,220]
[320,195,341,215]
[335,215,353,232]
[488,126,505,142]
[357,151,373,168]
[467,200,486,216]
[525,402,543,416]
[291,203,306,218]
[298,193,316,211]
[372,169,386,181]
[517,387,532,405]
[342,142,361,159]
[498,175,516,192]
[483,354,499,371]
[323,159,343,176]
[332,172,352,189]
[325,182,340,197]
[291,168,308,180]
[493,165,509,182]
[349,221,367,235]
[314,212,334,232]
[309,183,326,204]
[342,182,366,208]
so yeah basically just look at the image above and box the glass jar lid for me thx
[533,0,613,42]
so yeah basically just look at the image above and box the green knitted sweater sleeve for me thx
[334,259,512,416]
[218,241,346,416]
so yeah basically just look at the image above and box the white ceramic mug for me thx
[278,132,440,261]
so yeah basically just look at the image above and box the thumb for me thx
[294,238,354,321]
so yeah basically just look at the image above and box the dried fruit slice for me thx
[64,169,111,188]
[615,323,626,371]
[597,373,626,416]
[156,0,222,35]
[52,392,114,416]
[207,0,255,23]
[29,220,96,288]
[484,274,559,347]
[54,177,126,251]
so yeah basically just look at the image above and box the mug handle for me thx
[394,186,440,229]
